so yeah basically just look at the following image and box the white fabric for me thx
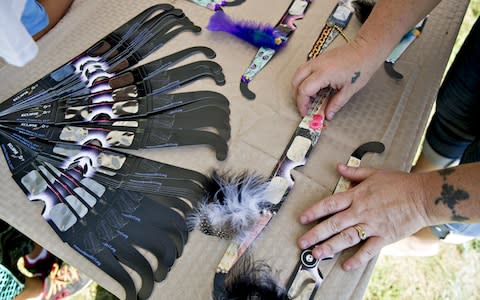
[422,139,460,168]
[0,0,39,67]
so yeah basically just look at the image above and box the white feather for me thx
[187,172,270,239]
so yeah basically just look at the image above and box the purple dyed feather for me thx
[207,11,285,50]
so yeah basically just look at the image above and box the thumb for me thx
[324,88,354,120]
[337,164,376,182]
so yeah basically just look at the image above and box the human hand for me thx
[291,40,379,118]
[297,164,430,271]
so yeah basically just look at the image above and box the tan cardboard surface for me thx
[0,0,468,299]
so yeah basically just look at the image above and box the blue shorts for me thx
[21,0,49,36]
[426,18,480,238]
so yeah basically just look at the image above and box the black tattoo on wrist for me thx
[351,71,361,84]
[439,168,455,179]
[435,168,469,221]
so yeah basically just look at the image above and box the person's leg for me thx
[411,142,458,173]
[14,277,43,300]
[413,16,480,173]
[16,242,55,279]
[32,0,74,41]
[14,243,57,300]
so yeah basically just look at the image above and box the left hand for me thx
[297,164,430,271]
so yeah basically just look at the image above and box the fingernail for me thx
[327,112,335,120]
[338,164,347,170]
[343,264,352,271]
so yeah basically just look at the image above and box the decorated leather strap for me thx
[214,88,332,277]
[307,0,354,60]
[239,0,313,100]
[285,141,385,300]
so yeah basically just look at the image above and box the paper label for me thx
[333,156,360,194]
[287,136,312,162]
[289,0,308,15]
[264,176,289,204]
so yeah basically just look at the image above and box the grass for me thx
[446,1,480,71]
[364,2,480,299]
[365,243,480,299]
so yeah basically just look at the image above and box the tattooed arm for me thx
[422,163,480,224]
[292,0,441,117]
[297,162,480,271]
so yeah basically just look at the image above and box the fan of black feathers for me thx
[214,255,286,300]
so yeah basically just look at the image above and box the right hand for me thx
[291,40,378,119]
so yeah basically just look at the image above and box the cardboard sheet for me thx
[0,0,469,298]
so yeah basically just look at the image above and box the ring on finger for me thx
[353,224,367,240]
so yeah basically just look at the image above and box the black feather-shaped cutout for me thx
[0,4,234,300]
[215,254,286,300]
